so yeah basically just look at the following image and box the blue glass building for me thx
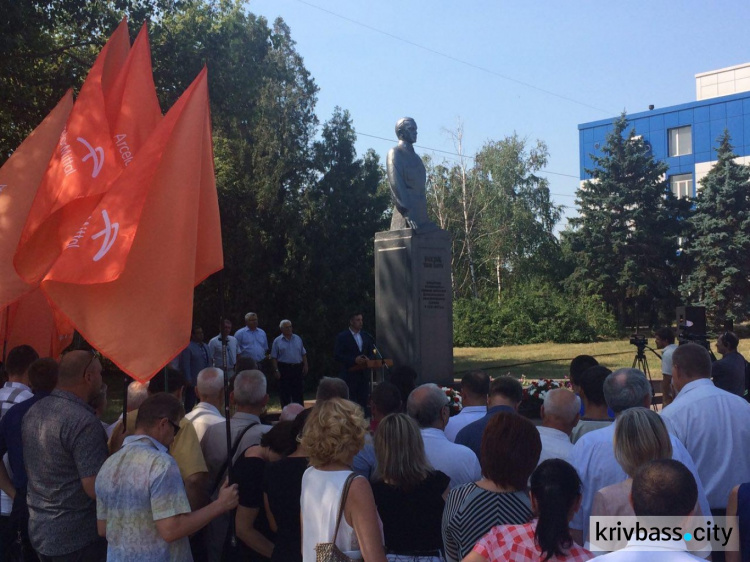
[579,63,750,199]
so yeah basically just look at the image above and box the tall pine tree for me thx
[566,113,689,325]
[680,131,750,327]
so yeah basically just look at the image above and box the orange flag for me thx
[42,68,223,381]
[14,19,162,285]
[0,92,73,310]
[0,289,73,359]
[107,23,162,167]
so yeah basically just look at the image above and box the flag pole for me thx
[218,270,236,546]
[122,374,130,431]
[1,305,9,370]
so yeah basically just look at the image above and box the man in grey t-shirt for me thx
[23,350,108,561]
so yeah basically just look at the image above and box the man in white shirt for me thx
[595,459,703,561]
[208,319,238,378]
[536,388,579,465]
[569,368,710,545]
[655,327,678,406]
[407,384,481,489]
[184,368,225,443]
[445,371,488,442]
[662,343,750,514]
[0,345,38,529]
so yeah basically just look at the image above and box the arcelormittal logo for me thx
[76,137,104,178]
[92,210,119,262]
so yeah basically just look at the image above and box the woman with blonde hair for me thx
[591,407,683,517]
[300,398,387,562]
[372,413,449,561]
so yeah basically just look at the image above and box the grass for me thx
[102,337,749,423]
[454,340,636,380]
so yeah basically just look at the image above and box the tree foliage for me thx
[426,131,563,300]
[680,131,750,327]
[0,0,174,160]
[565,113,690,326]
[453,283,616,347]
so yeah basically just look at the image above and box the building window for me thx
[671,173,693,199]
[669,126,692,157]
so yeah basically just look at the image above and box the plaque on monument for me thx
[375,118,453,386]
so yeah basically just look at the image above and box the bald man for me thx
[536,388,580,465]
[184,368,225,442]
[23,350,109,561]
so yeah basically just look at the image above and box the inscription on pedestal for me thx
[422,281,447,310]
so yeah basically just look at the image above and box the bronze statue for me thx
[387,117,437,232]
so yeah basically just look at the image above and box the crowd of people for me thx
[0,324,750,561]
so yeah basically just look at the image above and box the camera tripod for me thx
[631,342,660,412]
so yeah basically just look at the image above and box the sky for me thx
[248,0,750,232]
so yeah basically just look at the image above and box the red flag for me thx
[0,288,73,359]
[14,19,161,285]
[42,68,223,381]
[0,92,73,310]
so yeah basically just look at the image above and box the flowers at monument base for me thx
[519,376,572,419]
[440,386,462,416]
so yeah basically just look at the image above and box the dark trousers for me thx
[2,488,39,562]
[184,385,197,412]
[342,370,369,413]
[37,538,106,562]
[277,362,303,407]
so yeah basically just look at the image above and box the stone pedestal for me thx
[374,228,453,386]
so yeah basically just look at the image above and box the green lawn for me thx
[454,340,635,380]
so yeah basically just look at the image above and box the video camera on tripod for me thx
[629,334,648,348]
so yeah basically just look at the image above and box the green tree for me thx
[565,113,690,326]
[680,131,750,327]
[426,131,563,300]
[0,0,171,161]
[473,134,562,296]
[150,2,320,333]
[292,108,389,371]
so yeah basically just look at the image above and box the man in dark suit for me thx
[334,312,374,411]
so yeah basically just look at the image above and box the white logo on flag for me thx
[0,185,6,194]
[91,210,119,262]
[76,137,105,178]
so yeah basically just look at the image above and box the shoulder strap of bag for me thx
[211,421,259,495]
[331,473,357,545]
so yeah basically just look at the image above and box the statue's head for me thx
[395,117,417,143]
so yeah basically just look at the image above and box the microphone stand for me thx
[362,330,390,375]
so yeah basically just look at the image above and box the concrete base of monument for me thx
[374,228,453,386]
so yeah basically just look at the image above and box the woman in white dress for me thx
[300,398,387,562]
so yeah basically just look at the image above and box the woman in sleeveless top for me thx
[300,398,387,562]
[263,409,311,562]
[234,421,299,560]
[371,413,449,561]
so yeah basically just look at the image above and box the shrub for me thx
[453,284,617,347]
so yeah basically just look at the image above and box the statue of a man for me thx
[387,117,437,232]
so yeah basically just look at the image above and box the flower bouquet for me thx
[518,376,571,420]
[440,386,463,416]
